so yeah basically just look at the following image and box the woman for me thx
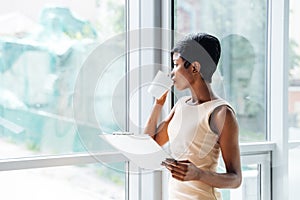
[144,33,242,200]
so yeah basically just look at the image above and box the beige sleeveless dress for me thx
[167,96,232,200]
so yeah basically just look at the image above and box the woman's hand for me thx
[156,90,169,105]
[162,159,202,181]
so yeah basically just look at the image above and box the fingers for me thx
[161,162,186,180]
[171,172,186,181]
[162,159,189,168]
[161,90,169,96]
[156,90,169,105]
[161,159,191,181]
[162,159,202,181]
[161,161,173,171]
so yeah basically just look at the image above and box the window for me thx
[174,0,268,142]
[289,0,300,140]
[0,0,127,198]
[173,1,271,200]
[288,0,300,199]
[220,153,271,200]
[0,163,126,200]
[0,0,126,157]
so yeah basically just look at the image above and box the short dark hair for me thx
[171,33,221,83]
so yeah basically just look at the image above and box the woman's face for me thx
[171,52,194,91]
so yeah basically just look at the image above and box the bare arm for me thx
[199,106,242,188]
[162,106,242,188]
[144,91,175,146]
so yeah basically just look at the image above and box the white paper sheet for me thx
[99,133,172,170]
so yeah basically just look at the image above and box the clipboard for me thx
[99,133,172,170]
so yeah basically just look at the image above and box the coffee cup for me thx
[147,70,173,99]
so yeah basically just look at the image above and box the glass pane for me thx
[220,164,260,200]
[289,1,300,199]
[174,0,268,142]
[0,1,126,158]
[289,0,300,141]
[289,146,300,200]
[0,163,126,200]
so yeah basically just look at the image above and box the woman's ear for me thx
[191,61,201,73]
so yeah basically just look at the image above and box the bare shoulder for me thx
[209,104,238,135]
[213,104,236,119]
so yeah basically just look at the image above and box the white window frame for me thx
[156,0,291,200]
[0,1,293,200]
[0,1,132,200]
[268,0,290,199]
[0,0,164,199]
[126,0,171,199]
[0,152,128,171]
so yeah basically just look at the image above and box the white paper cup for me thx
[147,70,173,99]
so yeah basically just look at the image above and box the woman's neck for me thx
[189,79,217,104]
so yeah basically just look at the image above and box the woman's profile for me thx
[144,33,242,200]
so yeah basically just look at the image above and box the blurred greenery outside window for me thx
[0,1,125,156]
[289,1,300,199]
[0,1,126,194]
[174,0,268,142]
[0,163,126,200]
[289,0,300,140]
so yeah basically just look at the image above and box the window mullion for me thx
[269,0,290,200]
